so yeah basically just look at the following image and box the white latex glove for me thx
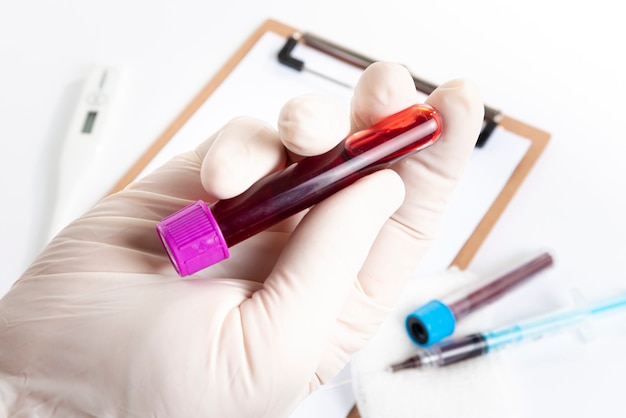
[0,62,483,418]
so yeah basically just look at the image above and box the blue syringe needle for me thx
[391,292,626,372]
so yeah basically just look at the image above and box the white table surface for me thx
[2,1,625,417]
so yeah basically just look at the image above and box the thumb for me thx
[239,169,405,382]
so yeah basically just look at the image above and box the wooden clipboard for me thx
[109,18,549,273]
[108,20,550,416]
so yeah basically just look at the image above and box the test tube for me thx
[405,251,554,346]
[156,104,443,276]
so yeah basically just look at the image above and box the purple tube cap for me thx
[156,200,229,276]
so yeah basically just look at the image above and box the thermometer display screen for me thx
[82,111,98,134]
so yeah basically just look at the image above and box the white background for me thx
[1,1,625,417]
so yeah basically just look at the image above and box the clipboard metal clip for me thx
[278,31,501,147]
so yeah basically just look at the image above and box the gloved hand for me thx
[0,62,483,418]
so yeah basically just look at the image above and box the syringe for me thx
[392,291,626,371]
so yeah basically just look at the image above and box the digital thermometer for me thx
[48,66,128,240]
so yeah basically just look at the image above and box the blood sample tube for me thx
[156,104,443,276]
[405,251,554,347]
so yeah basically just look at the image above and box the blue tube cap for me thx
[405,300,456,346]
